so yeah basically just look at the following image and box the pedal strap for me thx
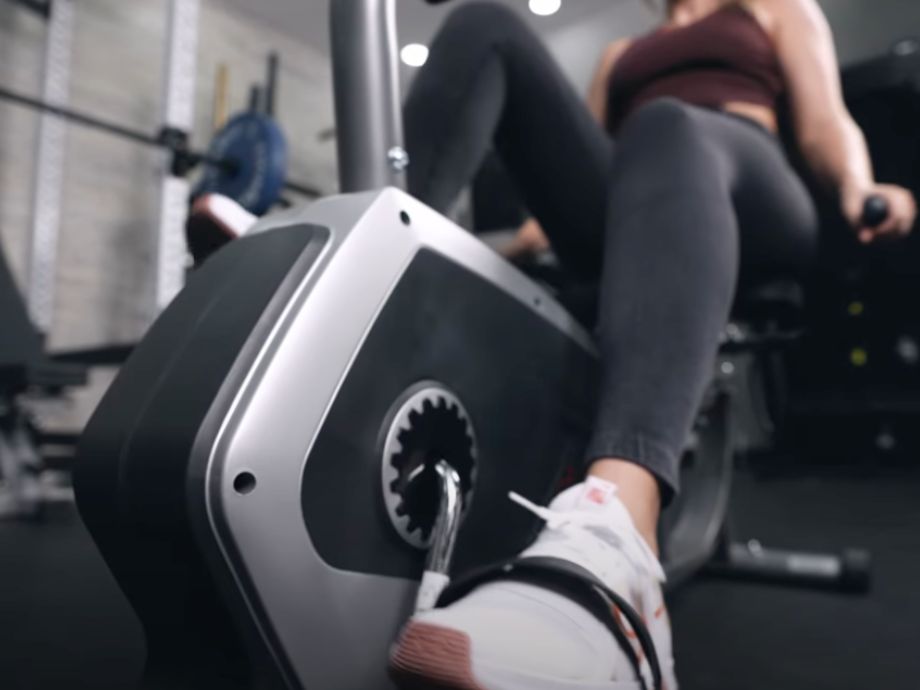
[436,556,663,690]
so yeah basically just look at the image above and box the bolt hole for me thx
[400,211,411,226]
[233,472,257,495]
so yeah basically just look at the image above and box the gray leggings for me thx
[404,2,819,497]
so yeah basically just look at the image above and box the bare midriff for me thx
[723,100,778,133]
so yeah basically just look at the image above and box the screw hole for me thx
[400,211,411,226]
[233,472,257,495]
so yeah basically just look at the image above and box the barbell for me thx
[0,83,321,215]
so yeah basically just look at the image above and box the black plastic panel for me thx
[302,249,598,579]
[74,225,328,688]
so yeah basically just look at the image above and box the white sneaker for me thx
[389,477,678,690]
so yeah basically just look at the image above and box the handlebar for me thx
[862,195,890,228]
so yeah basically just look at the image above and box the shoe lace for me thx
[508,491,666,583]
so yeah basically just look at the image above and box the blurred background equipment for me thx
[0,241,86,519]
[4,0,200,333]
[780,38,920,466]
[2,0,326,355]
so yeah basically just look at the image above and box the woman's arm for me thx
[768,0,916,242]
[587,39,631,125]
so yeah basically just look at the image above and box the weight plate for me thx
[193,112,287,215]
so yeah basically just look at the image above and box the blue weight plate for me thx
[194,112,287,215]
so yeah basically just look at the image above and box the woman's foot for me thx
[389,478,677,690]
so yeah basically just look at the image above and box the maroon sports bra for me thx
[606,4,784,133]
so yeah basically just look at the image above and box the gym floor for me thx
[3,461,918,690]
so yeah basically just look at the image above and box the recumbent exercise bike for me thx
[74,1,879,688]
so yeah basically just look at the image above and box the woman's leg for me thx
[393,9,818,687]
[403,2,672,550]
[586,100,819,549]
[404,1,611,276]
[396,10,681,686]
[405,5,818,554]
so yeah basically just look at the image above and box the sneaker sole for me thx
[389,620,646,690]
[389,621,486,690]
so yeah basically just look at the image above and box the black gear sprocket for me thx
[381,383,476,548]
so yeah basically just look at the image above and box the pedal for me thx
[414,460,465,612]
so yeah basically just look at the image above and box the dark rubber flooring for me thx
[2,465,918,690]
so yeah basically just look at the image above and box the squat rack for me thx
[7,0,322,333]
[25,0,75,333]
[13,0,198,330]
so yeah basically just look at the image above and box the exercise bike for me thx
[74,1,880,688]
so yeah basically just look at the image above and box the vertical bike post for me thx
[330,0,407,193]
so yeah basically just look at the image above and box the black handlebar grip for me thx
[839,548,872,594]
[862,195,890,228]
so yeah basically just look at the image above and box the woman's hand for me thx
[501,217,551,260]
[841,183,917,244]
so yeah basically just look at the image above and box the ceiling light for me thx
[400,43,429,67]
[529,0,561,16]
